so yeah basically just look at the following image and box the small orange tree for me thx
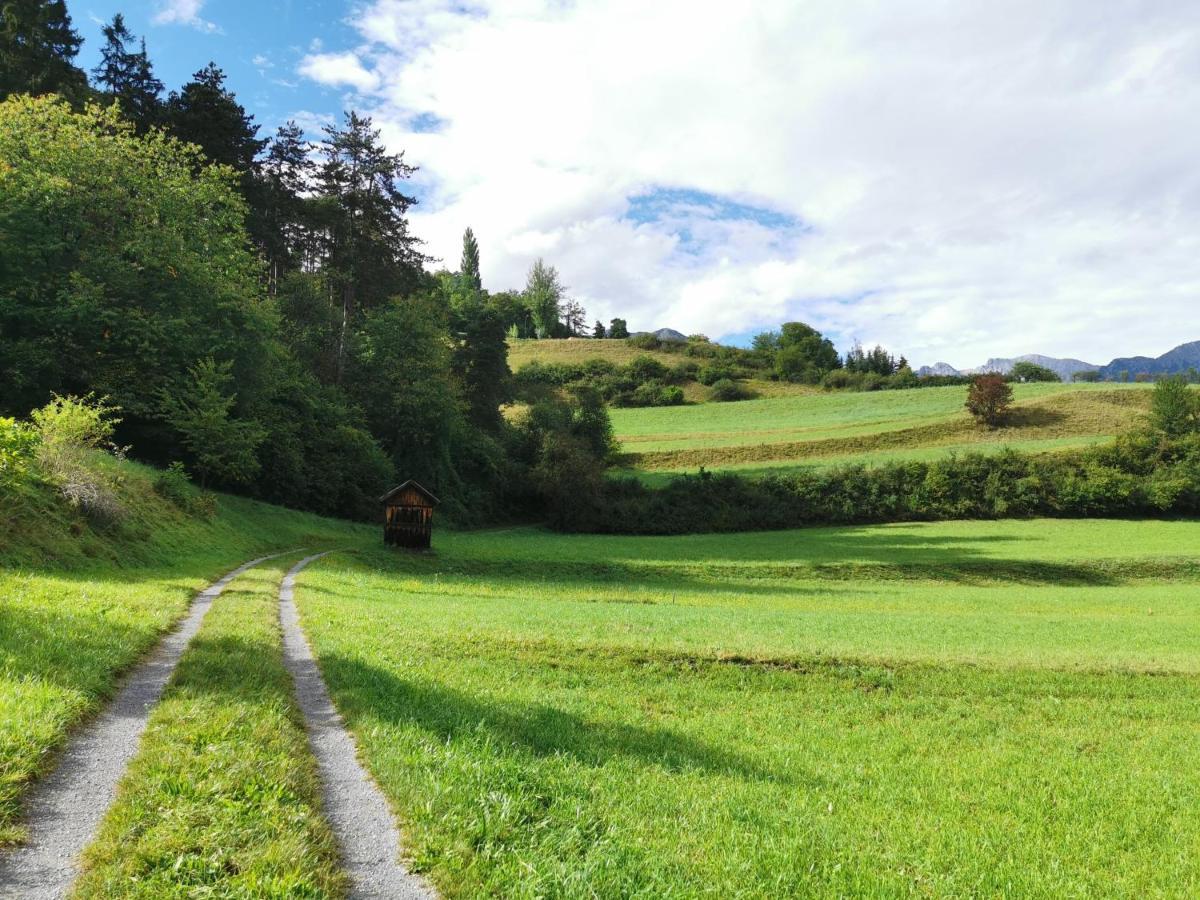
[966,374,1013,427]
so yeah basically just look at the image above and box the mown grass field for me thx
[612,382,1151,477]
[294,519,1200,897]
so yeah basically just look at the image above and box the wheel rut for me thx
[280,553,434,900]
[0,551,294,899]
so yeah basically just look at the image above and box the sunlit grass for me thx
[294,518,1200,896]
[74,559,345,898]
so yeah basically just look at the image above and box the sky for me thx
[74,0,1200,368]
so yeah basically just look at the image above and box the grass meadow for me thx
[611,383,1151,476]
[292,519,1200,897]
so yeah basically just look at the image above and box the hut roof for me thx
[379,480,440,506]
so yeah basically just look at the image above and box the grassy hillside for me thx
[508,337,687,371]
[291,520,1200,896]
[0,461,367,846]
[612,382,1151,477]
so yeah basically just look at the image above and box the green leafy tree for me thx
[452,302,512,431]
[592,320,606,338]
[0,96,274,435]
[460,226,482,292]
[524,259,564,338]
[775,322,841,383]
[966,374,1013,427]
[0,0,88,103]
[91,14,162,130]
[316,111,424,380]
[1148,376,1198,438]
[350,297,462,486]
[608,317,629,339]
[1010,361,1060,383]
[159,359,266,487]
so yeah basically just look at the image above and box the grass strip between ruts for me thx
[72,557,346,898]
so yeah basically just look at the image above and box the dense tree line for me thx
[0,2,609,522]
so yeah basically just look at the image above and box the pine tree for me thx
[0,0,88,102]
[260,121,315,291]
[316,110,424,381]
[92,15,163,130]
[166,63,266,173]
[460,227,482,292]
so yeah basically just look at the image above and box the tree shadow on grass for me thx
[316,651,801,788]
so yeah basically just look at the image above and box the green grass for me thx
[0,461,367,846]
[74,558,345,898]
[292,519,1200,896]
[508,338,690,371]
[612,383,1150,473]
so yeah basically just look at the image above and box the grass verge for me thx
[0,462,365,846]
[73,558,345,898]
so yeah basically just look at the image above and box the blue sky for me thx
[68,1,1200,367]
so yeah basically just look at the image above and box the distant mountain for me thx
[917,354,1099,380]
[631,328,688,343]
[1099,340,1200,380]
[916,362,961,377]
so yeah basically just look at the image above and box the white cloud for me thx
[152,0,219,33]
[303,0,1200,367]
[298,51,380,93]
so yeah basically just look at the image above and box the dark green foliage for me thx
[0,0,88,103]
[453,303,512,431]
[626,333,661,350]
[844,343,898,376]
[608,318,630,339]
[153,462,216,519]
[697,362,737,385]
[258,122,315,292]
[316,111,424,380]
[158,359,266,488]
[592,320,606,339]
[622,381,684,408]
[166,64,265,173]
[774,323,842,383]
[524,259,564,338]
[91,14,162,130]
[559,435,1200,534]
[709,379,753,402]
[1148,376,1198,438]
[966,374,1013,427]
[1010,361,1061,383]
[514,356,688,407]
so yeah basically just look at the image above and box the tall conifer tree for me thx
[460,227,482,292]
[92,14,163,130]
[0,0,88,102]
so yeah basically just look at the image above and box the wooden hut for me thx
[381,480,439,549]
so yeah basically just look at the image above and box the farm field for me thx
[611,382,1151,475]
[293,519,1200,897]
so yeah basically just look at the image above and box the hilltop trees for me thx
[1148,376,1198,437]
[0,0,88,102]
[525,259,565,338]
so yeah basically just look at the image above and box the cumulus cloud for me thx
[152,0,219,33]
[298,51,381,93]
[299,0,1200,366]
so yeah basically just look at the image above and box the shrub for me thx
[709,379,753,402]
[0,417,38,489]
[697,363,737,385]
[626,333,661,350]
[616,381,685,407]
[30,395,126,524]
[626,355,670,382]
[153,461,218,519]
[965,375,1013,427]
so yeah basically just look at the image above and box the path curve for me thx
[0,551,294,899]
[280,553,435,900]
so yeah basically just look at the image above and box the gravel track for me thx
[0,552,292,899]
[280,553,435,900]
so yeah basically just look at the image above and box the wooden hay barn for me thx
[381,480,439,549]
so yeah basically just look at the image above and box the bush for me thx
[1010,361,1061,383]
[1149,376,1198,437]
[709,379,753,402]
[154,461,217,519]
[0,417,38,489]
[30,395,126,523]
[614,381,685,407]
[626,355,670,382]
[626,333,661,350]
[697,363,737,386]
